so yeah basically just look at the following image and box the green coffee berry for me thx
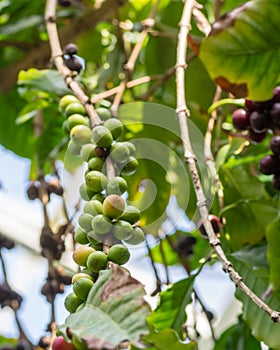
[59,95,79,114]
[65,102,86,117]
[96,107,111,121]
[73,277,94,300]
[110,142,130,163]
[72,272,93,284]
[92,125,113,148]
[85,170,108,193]
[121,156,138,175]
[119,205,140,224]
[108,244,130,265]
[67,139,82,156]
[80,143,96,162]
[72,246,96,266]
[79,183,95,201]
[64,293,83,313]
[124,226,145,245]
[92,193,106,202]
[78,213,94,232]
[87,230,104,243]
[106,177,127,195]
[70,125,92,146]
[83,200,103,216]
[103,194,125,219]
[123,141,136,156]
[91,214,112,234]
[66,114,89,132]
[103,118,123,140]
[75,227,90,245]
[88,157,104,172]
[112,220,133,240]
[86,251,108,272]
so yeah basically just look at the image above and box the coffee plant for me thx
[1,0,280,349]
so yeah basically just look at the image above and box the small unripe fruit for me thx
[92,193,106,202]
[123,141,136,156]
[73,277,94,300]
[74,227,89,245]
[64,293,83,314]
[79,183,95,201]
[103,118,123,140]
[106,177,127,196]
[110,142,130,163]
[96,107,111,121]
[121,156,138,175]
[119,205,140,224]
[80,143,96,162]
[103,194,125,219]
[83,200,103,216]
[73,246,96,266]
[52,336,76,350]
[87,251,108,272]
[88,157,104,172]
[65,102,86,117]
[87,230,104,243]
[59,95,79,114]
[91,214,112,234]
[85,171,108,193]
[124,227,145,245]
[68,139,82,156]
[112,220,133,240]
[108,244,130,265]
[70,125,92,146]
[72,273,93,284]
[78,213,94,232]
[66,114,89,132]
[92,126,113,148]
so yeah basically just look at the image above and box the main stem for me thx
[175,0,280,323]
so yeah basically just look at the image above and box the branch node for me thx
[45,16,56,23]
[175,63,188,70]
[209,238,221,248]
[222,261,233,273]
[271,312,280,323]
[141,18,155,29]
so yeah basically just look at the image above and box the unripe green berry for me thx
[66,114,89,132]
[70,125,92,146]
[85,171,108,193]
[88,157,104,172]
[72,246,96,266]
[83,200,103,216]
[73,277,94,300]
[106,177,127,195]
[124,226,145,245]
[59,95,79,114]
[87,251,108,272]
[103,194,125,219]
[119,205,140,224]
[123,141,136,156]
[91,214,112,235]
[64,293,83,313]
[65,102,86,117]
[75,227,89,245]
[108,244,130,265]
[78,213,94,231]
[79,183,95,201]
[67,140,81,156]
[96,107,111,121]
[87,230,104,243]
[80,143,96,162]
[121,156,138,175]
[92,126,113,148]
[112,220,133,241]
[103,118,123,140]
[110,142,130,163]
[72,272,93,284]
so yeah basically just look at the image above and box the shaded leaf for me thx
[231,254,280,349]
[199,0,280,100]
[266,217,280,291]
[147,276,195,338]
[62,265,150,350]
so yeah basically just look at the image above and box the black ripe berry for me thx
[58,0,71,6]
[272,174,280,190]
[273,86,280,103]
[232,109,249,130]
[270,136,280,156]
[259,155,280,175]
[249,110,268,133]
[64,43,78,56]
[270,103,280,128]
[248,128,267,143]
[64,56,82,73]
[198,214,221,238]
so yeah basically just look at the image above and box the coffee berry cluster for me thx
[59,95,145,315]
[231,86,280,190]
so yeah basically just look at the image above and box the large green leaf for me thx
[231,253,280,349]
[142,327,197,350]
[199,0,280,100]
[214,316,262,350]
[147,276,195,338]
[266,217,280,291]
[62,265,150,349]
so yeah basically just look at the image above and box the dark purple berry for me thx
[245,99,258,112]
[273,86,280,103]
[248,128,267,143]
[270,103,280,128]
[249,110,268,133]
[272,174,280,190]
[58,0,71,6]
[259,155,280,175]
[270,136,280,156]
[64,56,82,73]
[198,215,221,238]
[64,43,78,56]
[232,109,250,130]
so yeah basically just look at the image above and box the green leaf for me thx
[199,0,280,100]
[142,327,197,350]
[214,316,261,350]
[62,265,150,349]
[147,276,195,338]
[231,244,268,269]
[231,254,280,349]
[0,335,17,346]
[266,217,280,291]
[18,68,70,96]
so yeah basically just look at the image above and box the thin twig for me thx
[175,0,280,323]
[45,0,101,127]
[145,238,162,295]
